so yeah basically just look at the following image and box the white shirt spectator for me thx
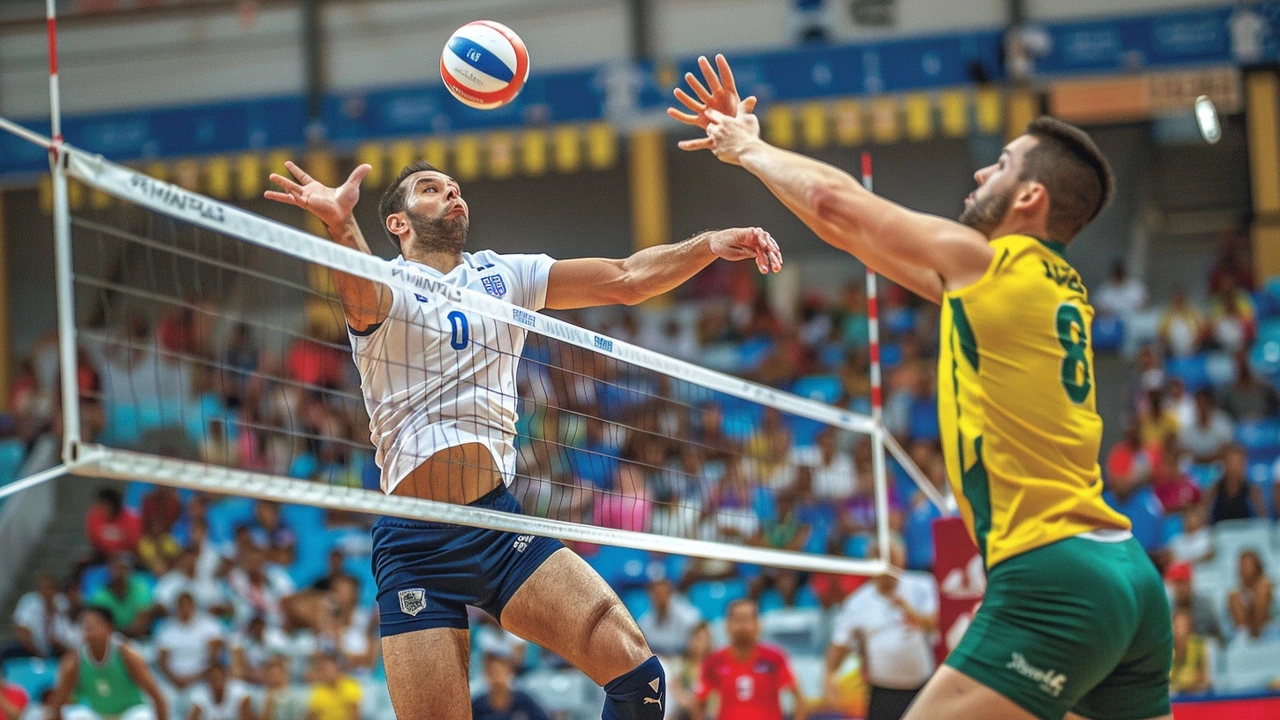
[227,567,295,627]
[832,573,939,689]
[155,612,225,678]
[154,571,228,614]
[791,445,858,500]
[12,591,76,656]
[1179,409,1235,462]
[1095,275,1147,318]
[637,594,702,657]
[1168,526,1214,565]
[188,679,252,720]
[229,625,292,675]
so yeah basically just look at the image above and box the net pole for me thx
[863,152,893,568]
[47,0,81,459]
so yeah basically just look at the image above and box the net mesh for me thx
[59,149,895,571]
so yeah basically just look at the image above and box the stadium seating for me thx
[2,657,58,699]
[1219,639,1280,691]
[688,579,748,621]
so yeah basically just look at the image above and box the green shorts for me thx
[945,536,1173,720]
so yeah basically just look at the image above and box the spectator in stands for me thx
[87,554,154,639]
[47,606,169,720]
[5,573,76,660]
[594,462,654,533]
[668,622,712,720]
[247,501,297,567]
[141,487,184,536]
[470,653,551,720]
[310,550,354,593]
[1208,227,1255,294]
[696,599,807,720]
[0,662,30,720]
[1151,440,1201,514]
[313,576,377,673]
[750,491,811,606]
[1094,262,1147,319]
[261,656,308,720]
[1165,562,1220,639]
[84,488,142,564]
[1104,428,1166,554]
[1169,607,1211,695]
[186,662,252,720]
[637,578,702,658]
[1208,274,1257,353]
[155,593,225,700]
[1167,504,1215,566]
[795,427,857,501]
[1106,419,1155,491]
[199,419,241,471]
[1137,389,1179,450]
[305,653,360,720]
[284,322,346,391]
[1132,344,1166,399]
[153,547,231,618]
[138,511,183,577]
[1179,389,1236,464]
[186,516,223,586]
[1228,549,1277,641]
[825,541,937,720]
[1159,287,1206,359]
[226,546,296,629]
[219,323,259,410]
[1166,378,1196,431]
[1220,352,1280,421]
[228,616,288,685]
[1208,445,1265,524]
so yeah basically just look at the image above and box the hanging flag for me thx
[800,103,829,148]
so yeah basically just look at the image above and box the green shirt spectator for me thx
[89,555,154,638]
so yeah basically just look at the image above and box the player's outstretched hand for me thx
[709,227,783,274]
[667,54,758,135]
[265,162,371,228]
[683,107,762,165]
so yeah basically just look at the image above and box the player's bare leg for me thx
[382,627,472,720]
[501,548,665,717]
[905,668,1175,720]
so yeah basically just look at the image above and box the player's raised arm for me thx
[266,162,392,332]
[543,227,782,310]
[668,58,991,304]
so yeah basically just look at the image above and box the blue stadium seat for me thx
[1092,316,1124,352]
[1250,338,1280,378]
[758,589,786,613]
[1236,419,1280,452]
[791,375,843,405]
[794,584,820,609]
[1260,317,1280,346]
[737,337,776,372]
[842,535,870,560]
[2,657,58,699]
[661,554,691,585]
[878,343,903,368]
[687,579,748,621]
[206,497,256,544]
[722,407,764,441]
[817,343,847,369]
[123,482,155,511]
[885,307,916,336]
[1161,514,1185,544]
[80,564,109,598]
[621,587,651,619]
[585,546,651,591]
[1189,463,1222,488]
[1166,355,1211,392]
[787,417,825,447]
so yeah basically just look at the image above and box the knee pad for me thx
[602,655,666,720]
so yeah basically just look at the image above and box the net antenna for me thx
[2,8,946,573]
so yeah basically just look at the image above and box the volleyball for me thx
[441,20,530,110]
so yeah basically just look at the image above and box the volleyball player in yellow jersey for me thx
[670,56,1173,720]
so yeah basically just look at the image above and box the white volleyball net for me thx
[12,125,941,575]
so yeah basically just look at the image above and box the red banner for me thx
[1171,697,1280,719]
[931,516,984,665]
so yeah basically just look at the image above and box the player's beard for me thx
[405,209,469,256]
[958,184,1014,238]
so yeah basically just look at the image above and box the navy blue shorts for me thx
[372,485,564,636]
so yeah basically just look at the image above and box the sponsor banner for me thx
[1172,695,1280,720]
[931,515,984,666]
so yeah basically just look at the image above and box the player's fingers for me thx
[667,107,703,126]
[717,54,738,97]
[346,163,372,187]
[268,173,305,195]
[263,190,299,206]
[673,87,705,114]
[698,55,723,95]
[706,108,729,124]
[677,138,715,152]
[684,72,713,104]
[742,96,758,114]
[284,161,315,185]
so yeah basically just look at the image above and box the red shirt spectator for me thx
[1,675,30,718]
[697,600,805,720]
[285,335,345,389]
[85,488,142,557]
[1151,446,1201,514]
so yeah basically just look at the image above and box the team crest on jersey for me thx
[398,588,427,616]
[481,275,507,298]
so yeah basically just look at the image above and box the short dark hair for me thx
[96,488,123,513]
[726,598,758,618]
[81,605,115,628]
[1021,117,1114,242]
[378,161,442,251]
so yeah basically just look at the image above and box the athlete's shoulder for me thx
[756,643,791,664]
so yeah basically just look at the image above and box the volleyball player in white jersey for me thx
[266,159,781,720]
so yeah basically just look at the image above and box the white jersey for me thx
[349,251,556,494]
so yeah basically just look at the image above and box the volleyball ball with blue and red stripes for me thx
[441,21,530,110]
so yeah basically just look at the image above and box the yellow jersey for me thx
[938,234,1131,568]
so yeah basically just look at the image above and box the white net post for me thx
[861,151,894,568]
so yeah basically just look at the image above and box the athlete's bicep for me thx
[543,257,633,310]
